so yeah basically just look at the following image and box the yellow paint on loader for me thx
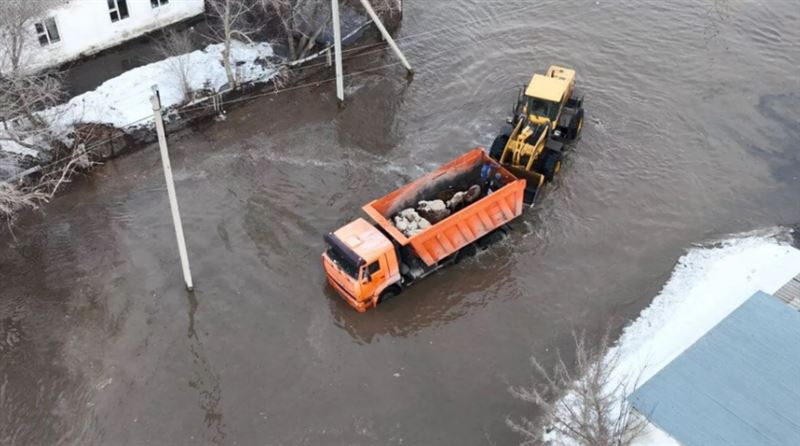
[490,65,583,204]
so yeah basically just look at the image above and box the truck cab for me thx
[322,218,400,312]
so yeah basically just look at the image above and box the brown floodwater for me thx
[2,0,799,444]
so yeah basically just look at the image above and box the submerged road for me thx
[2,0,799,444]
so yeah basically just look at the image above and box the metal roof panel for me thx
[629,291,800,446]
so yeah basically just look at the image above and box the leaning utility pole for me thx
[330,0,413,104]
[151,85,194,291]
[358,0,413,74]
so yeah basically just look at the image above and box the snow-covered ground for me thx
[0,137,39,158]
[619,232,800,444]
[1,41,280,181]
[45,41,278,133]
[0,132,42,181]
[550,230,800,445]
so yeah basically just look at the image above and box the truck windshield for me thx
[527,97,559,122]
[326,243,359,279]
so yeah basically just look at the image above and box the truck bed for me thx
[362,148,526,266]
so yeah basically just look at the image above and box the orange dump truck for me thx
[322,148,526,312]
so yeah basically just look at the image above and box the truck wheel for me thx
[455,243,477,264]
[378,287,401,305]
[478,228,508,249]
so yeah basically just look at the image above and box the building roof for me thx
[629,291,800,446]
[774,272,800,310]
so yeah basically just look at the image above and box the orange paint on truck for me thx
[322,148,526,312]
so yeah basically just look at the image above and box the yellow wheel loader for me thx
[489,65,584,204]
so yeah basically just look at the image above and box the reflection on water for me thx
[328,243,519,343]
[1,0,800,444]
[186,291,226,444]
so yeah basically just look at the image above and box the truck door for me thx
[359,261,383,300]
[367,260,384,284]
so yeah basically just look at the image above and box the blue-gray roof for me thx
[629,291,800,446]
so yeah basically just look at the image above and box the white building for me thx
[5,0,205,73]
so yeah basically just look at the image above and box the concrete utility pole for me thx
[330,0,413,104]
[359,0,413,74]
[331,0,345,104]
[150,85,194,292]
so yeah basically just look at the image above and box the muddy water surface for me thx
[2,0,800,444]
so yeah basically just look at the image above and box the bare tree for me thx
[0,181,47,224]
[206,0,260,88]
[1,144,93,228]
[507,331,647,446]
[0,0,66,156]
[257,0,401,62]
[0,70,65,139]
[153,30,196,103]
[257,0,329,61]
[0,0,58,74]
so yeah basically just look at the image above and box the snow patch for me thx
[620,233,800,445]
[2,41,281,180]
[0,136,40,158]
[548,231,800,446]
[613,233,800,390]
[44,41,278,133]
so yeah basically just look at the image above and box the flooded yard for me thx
[1,0,799,444]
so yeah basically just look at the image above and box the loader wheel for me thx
[489,134,509,160]
[567,88,584,109]
[541,150,563,182]
[570,109,585,140]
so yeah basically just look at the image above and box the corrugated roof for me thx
[774,273,800,310]
[629,291,800,446]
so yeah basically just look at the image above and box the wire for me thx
[179,59,406,114]
[34,22,519,172]
[32,58,407,172]
[28,1,610,174]
[292,1,546,72]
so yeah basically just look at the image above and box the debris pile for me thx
[392,184,484,237]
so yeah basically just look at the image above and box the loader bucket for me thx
[504,165,545,205]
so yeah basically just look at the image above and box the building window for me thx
[35,18,61,46]
[108,0,130,23]
[151,0,170,7]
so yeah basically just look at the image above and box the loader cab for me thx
[524,71,573,128]
[322,218,399,312]
[526,96,560,123]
